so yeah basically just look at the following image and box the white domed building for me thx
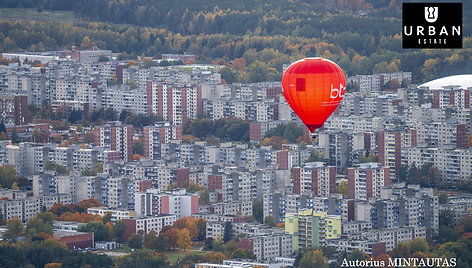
[420,74,472,90]
[419,75,472,109]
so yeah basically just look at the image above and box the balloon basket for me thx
[311,132,319,144]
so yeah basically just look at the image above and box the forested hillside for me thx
[0,0,471,83]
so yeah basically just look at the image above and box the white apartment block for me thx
[147,82,202,125]
[134,188,198,219]
[87,207,137,221]
[199,201,252,216]
[54,78,101,109]
[107,177,134,209]
[101,85,147,114]
[402,147,472,184]
[347,163,391,200]
[348,72,412,92]
[239,233,294,261]
[349,226,426,252]
[123,215,177,238]
[440,195,472,223]
[0,194,73,222]
[342,221,373,234]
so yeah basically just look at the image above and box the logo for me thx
[403,3,462,49]
[330,84,345,99]
[425,7,438,23]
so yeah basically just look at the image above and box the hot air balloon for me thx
[282,58,346,133]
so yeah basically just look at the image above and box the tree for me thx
[44,263,62,268]
[232,58,246,70]
[78,199,101,211]
[165,228,180,250]
[252,199,263,223]
[36,212,55,224]
[318,246,337,259]
[264,122,305,143]
[81,162,103,176]
[115,252,169,268]
[171,217,200,240]
[199,188,210,205]
[112,220,127,242]
[102,212,112,224]
[144,230,158,249]
[0,209,4,225]
[128,234,143,249]
[386,79,400,89]
[309,150,326,162]
[203,252,226,264]
[0,239,113,267]
[401,78,411,88]
[45,162,69,175]
[176,228,192,251]
[195,218,207,241]
[346,249,367,262]
[205,136,220,146]
[185,182,204,193]
[231,248,256,259]
[408,238,429,254]
[359,153,378,163]
[293,250,303,268]
[32,129,44,143]
[4,217,24,242]
[0,165,18,189]
[435,240,472,268]
[336,181,348,197]
[407,163,419,184]
[11,181,19,190]
[437,226,460,243]
[11,127,19,143]
[26,216,54,239]
[68,110,83,124]
[212,238,224,252]
[458,216,472,233]
[390,242,411,258]
[261,136,289,150]
[182,134,200,143]
[223,221,233,243]
[439,210,455,228]
[26,218,53,239]
[59,212,102,223]
[78,221,110,241]
[223,239,238,252]
[0,121,6,133]
[264,215,276,227]
[397,165,408,181]
[299,250,328,268]
[133,139,144,155]
[155,233,171,251]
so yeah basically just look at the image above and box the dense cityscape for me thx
[0,1,471,268]
[0,48,470,267]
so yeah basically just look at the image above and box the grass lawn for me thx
[162,250,205,264]
[110,245,133,253]
[108,246,204,264]
[0,8,77,22]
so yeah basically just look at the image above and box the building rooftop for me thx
[53,230,90,238]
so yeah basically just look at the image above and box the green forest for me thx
[0,0,471,83]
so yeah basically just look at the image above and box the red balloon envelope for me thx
[282,58,346,133]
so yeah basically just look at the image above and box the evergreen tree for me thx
[223,221,233,243]
[11,127,19,143]
[300,250,328,268]
[0,121,6,133]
